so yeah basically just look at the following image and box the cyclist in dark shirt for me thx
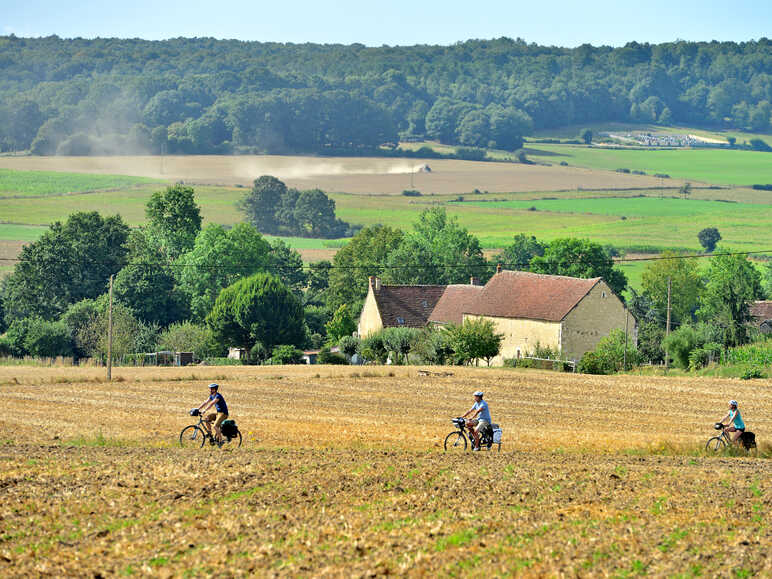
[198,383,229,444]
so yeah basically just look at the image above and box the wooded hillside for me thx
[0,36,770,155]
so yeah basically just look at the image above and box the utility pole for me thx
[623,309,629,371]
[107,274,114,381]
[664,276,672,371]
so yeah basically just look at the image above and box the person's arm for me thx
[461,406,475,418]
[199,399,213,412]
[718,412,730,426]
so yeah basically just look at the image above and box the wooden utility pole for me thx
[664,276,672,370]
[623,309,629,371]
[107,274,114,381]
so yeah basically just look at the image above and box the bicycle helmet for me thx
[473,391,484,398]
[208,383,219,391]
[729,399,738,407]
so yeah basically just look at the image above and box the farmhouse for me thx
[463,269,634,365]
[357,270,635,364]
[750,301,772,334]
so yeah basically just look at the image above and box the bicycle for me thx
[179,409,242,448]
[443,417,501,452]
[705,423,756,452]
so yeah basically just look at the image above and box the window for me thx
[397,317,405,325]
[601,291,607,298]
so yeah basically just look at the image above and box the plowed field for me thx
[1,366,770,576]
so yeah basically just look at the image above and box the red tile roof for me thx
[464,270,602,322]
[429,284,484,325]
[374,285,446,328]
[750,301,772,322]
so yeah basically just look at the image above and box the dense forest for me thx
[0,36,770,155]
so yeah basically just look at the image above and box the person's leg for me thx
[467,420,480,448]
[727,427,739,444]
[214,413,226,442]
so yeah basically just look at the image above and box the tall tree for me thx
[530,238,627,296]
[177,223,273,320]
[238,175,286,234]
[3,212,130,322]
[494,234,545,270]
[385,208,488,285]
[697,251,763,347]
[640,251,701,325]
[327,225,404,312]
[145,184,202,260]
[206,272,305,355]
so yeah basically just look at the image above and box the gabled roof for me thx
[373,285,446,328]
[429,284,484,325]
[750,301,772,322]
[464,270,602,322]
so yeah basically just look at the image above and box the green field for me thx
[527,145,772,186]
[0,169,158,197]
[529,122,772,145]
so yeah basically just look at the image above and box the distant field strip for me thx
[0,168,158,197]
[528,145,772,186]
[460,196,769,218]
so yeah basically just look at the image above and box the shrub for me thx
[577,328,640,374]
[455,147,486,161]
[157,321,222,359]
[402,189,422,197]
[23,319,73,358]
[688,342,722,370]
[577,351,611,375]
[270,345,304,365]
[751,184,772,191]
[615,168,630,173]
[653,173,671,179]
[0,336,13,357]
[361,333,388,364]
[740,365,765,380]
[318,346,347,365]
[662,325,698,369]
[338,335,361,359]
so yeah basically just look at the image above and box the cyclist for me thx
[717,399,745,446]
[197,383,229,445]
[462,391,492,451]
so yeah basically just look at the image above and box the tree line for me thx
[0,36,770,155]
[1,185,770,368]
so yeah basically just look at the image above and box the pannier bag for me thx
[492,424,503,444]
[221,419,238,438]
[740,431,756,450]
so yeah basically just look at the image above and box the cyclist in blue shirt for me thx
[198,383,229,444]
[462,391,492,451]
[718,399,745,446]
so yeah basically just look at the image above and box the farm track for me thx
[1,365,771,575]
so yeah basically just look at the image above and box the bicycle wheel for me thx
[444,431,467,452]
[705,436,726,452]
[222,430,242,448]
[179,425,206,448]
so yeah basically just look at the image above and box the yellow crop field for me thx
[2,365,771,576]
[0,155,676,195]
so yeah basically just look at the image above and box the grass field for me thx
[527,145,772,186]
[0,168,158,198]
[1,365,770,576]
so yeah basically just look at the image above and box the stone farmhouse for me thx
[750,301,772,334]
[357,269,636,364]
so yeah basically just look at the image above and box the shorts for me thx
[474,419,489,433]
[214,412,228,429]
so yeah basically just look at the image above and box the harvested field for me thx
[0,155,677,195]
[2,366,771,576]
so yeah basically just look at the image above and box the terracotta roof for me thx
[374,285,446,328]
[429,284,484,325]
[750,301,772,322]
[464,270,602,322]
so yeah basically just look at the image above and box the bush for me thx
[615,168,630,173]
[0,336,13,357]
[454,147,486,161]
[318,346,347,365]
[688,342,722,370]
[361,333,388,364]
[202,357,243,366]
[653,173,671,179]
[402,189,422,197]
[752,184,772,191]
[157,321,222,359]
[24,319,73,358]
[338,335,361,359]
[577,351,611,375]
[662,325,698,369]
[270,345,304,365]
[740,365,765,380]
[749,138,772,152]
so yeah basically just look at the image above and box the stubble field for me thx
[2,365,771,576]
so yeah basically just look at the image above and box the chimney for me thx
[496,263,502,274]
[369,276,381,291]
[470,276,480,286]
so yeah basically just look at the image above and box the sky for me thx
[2,0,770,47]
